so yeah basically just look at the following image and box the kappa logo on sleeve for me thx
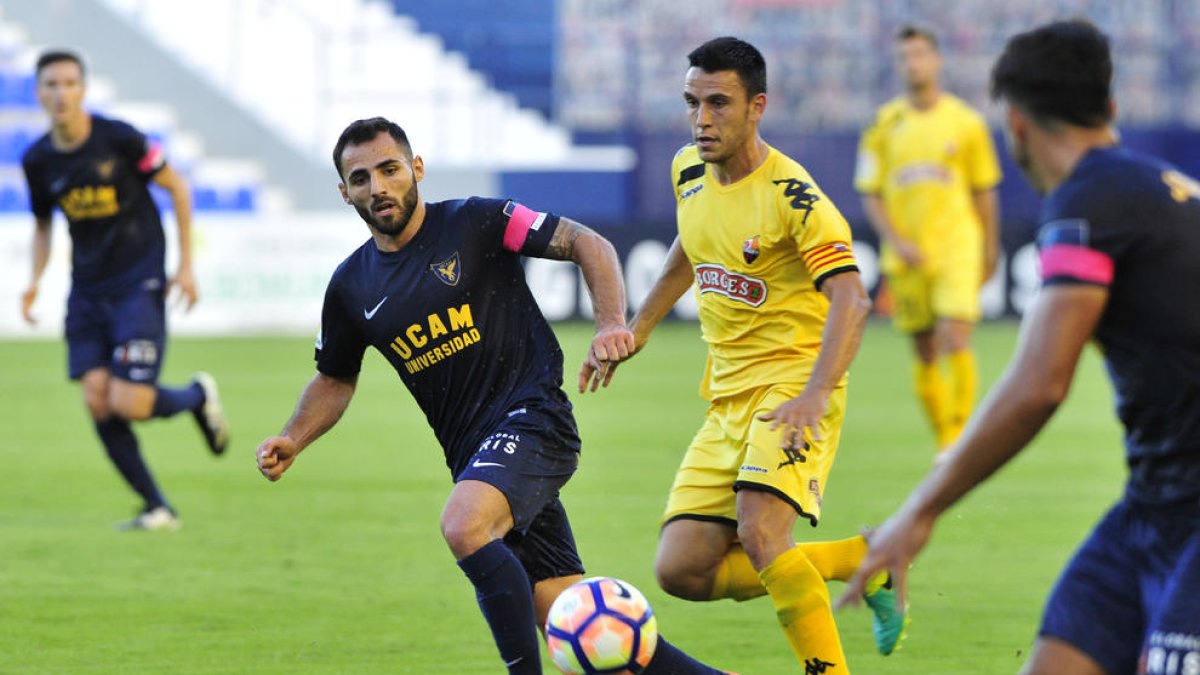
[772,178,821,223]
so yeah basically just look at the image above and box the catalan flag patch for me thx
[802,241,858,289]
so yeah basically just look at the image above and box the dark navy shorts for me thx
[456,407,584,584]
[1040,498,1200,673]
[65,279,167,384]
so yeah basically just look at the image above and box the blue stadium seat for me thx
[0,181,26,212]
[393,0,556,118]
[0,71,36,107]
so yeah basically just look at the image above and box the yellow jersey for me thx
[673,144,858,401]
[854,94,1001,273]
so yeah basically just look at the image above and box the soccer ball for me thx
[545,577,658,674]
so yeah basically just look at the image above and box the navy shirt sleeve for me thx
[21,148,53,219]
[470,197,561,257]
[315,274,368,378]
[1036,183,1130,288]
[109,120,165,181]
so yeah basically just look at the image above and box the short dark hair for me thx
[990,20,1112,128]
[36,50,85,78]
[332,117,412,177]
[896,24,939,50]
[687,37,767,97]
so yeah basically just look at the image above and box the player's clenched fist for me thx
[578,325,639,393]
[589,324,635,363]
[257,435,298,481]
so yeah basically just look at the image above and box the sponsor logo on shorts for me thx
[128,367,155,382]
[695,263,767,307]
[114,340,158,366]
[778,442,809,469]
[478,431,520,455]
[1143,631,1200,674]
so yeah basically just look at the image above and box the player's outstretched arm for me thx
[759,271,870,448]
[836,283,1107,612]
[257,372,357,481]
[152,165,198,311]
[579,235,694,392]
[537,217,635,391]
[21,215,51,325]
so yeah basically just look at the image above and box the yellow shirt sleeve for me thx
[964,113,1002,191]
[789,182,858,288]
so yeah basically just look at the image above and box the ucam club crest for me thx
[695,263,768,307]
[430,252,461,286]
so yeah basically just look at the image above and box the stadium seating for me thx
[97,0,580,168]
[0,5,267,214]
[394,0,556,119]
[558,0,1200,133]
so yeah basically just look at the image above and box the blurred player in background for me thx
[855,25,1002,454]
[20,50,229,531]
[841,20,1200,675]
[255,117,733,675]
[581,37,904,671]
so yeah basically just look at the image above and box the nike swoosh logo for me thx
[363,296,388,320]
[504,657,523,667]
[472,461,506,468]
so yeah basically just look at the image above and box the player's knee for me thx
[736,519,789,569]
[913,336,938,363]
[439,510,495,559]
[83,396,110,420]
[81,387,110,419]
[653,558,711,601]
[108,395,149,421]
[937,321,973,353]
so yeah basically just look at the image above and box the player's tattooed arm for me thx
[539,217,635,388]
[542,217,588,261]
[543,218,626,327]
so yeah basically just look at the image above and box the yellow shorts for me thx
[662,385,846,527]
[887,250,981,333]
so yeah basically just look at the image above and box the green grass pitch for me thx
[1,320,1125,674]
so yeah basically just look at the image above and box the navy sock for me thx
[151,381,204,418]
[644,635,727,674]
[93,417,167,510]
[456,540,541,674]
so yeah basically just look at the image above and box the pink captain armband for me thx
[1039,244,1114,286]
[138,142,164,174]
[502,202,544,253]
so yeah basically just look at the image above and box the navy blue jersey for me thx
[22,115,167,296]
[1036,146,1200,505]
[315,197,579,475]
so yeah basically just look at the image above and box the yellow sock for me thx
[799,535,867,582]
[711,536,868,601]
[710,544,767,601]
[914,360,952,447]
[945,349,977,442]
[759,547,848,672]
